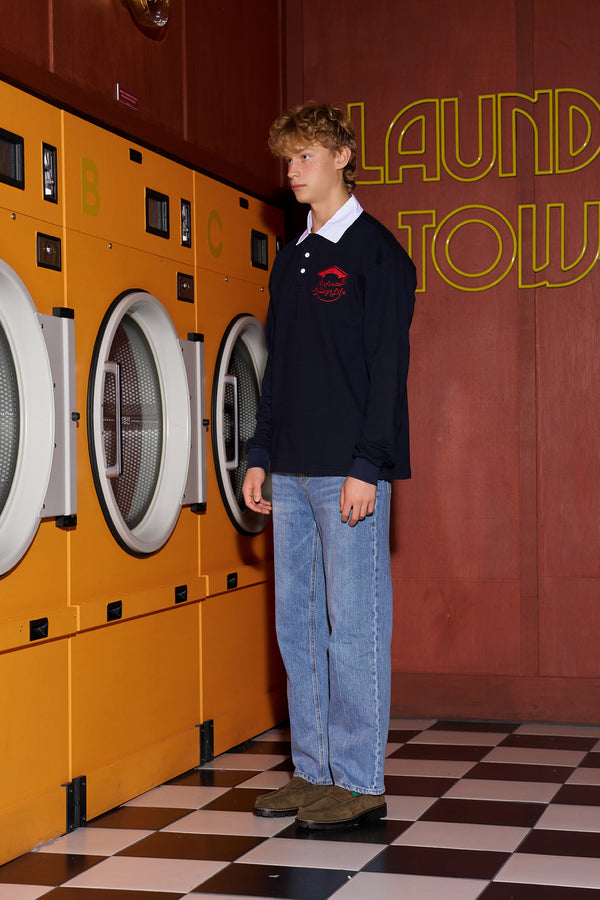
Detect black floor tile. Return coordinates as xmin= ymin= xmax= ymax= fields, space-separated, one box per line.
xmin=428 ymin=721 xmax=519 ymax=733
xmin=88 ymin=806 xmax=191 ymax=830
xmin=276 ymin=817 xmax=412 ymax=843
xmin=387 ymin=729 xmax=422 ymax=743
xmin=0 ymin=852 xmax=103 ymax=885
xmin=363 ymin=844 xmax=510 ymax=879
xmin=384 ymin=775 xmax=457 ymax=796
xmin=553 ymin=784 xmax=600 ymax=805
xmin=42 ymin=890 xmax=186 ymax=900
xmin=519 ymin=828 xmax=600 ymax=857
xmin=579 ymin=751 xmax=600 ymax=768
xmin=269 ymin=758 xmax=296 ymax=772
xmin=167 ymin=768 xmax=258 ymax=787
xmin=116 ymin=831 xmax=265 ymax=861
xmin=192 ymin=862 xmax=352 ymax=899
xmin=231 ymin=740 xmax=292 ymax=755
xmin=200 ymin=786 xmax=273 ymax=812
xmin=421 ymin=798 xmax=547 ymax=827
xmin=499 ymin=734 xmax=597 ymax=751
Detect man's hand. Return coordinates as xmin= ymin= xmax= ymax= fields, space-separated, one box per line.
xmin=242 ymin=467 xmax=272 ymax=515
xmin=340 ymin=476 xmax=377 ymax=526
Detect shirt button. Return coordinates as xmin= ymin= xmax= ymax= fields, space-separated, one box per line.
xmin=305 ymin=251 xmax=310 ymax=258
xmin=300 ymin=267 xmax=306 ymax=274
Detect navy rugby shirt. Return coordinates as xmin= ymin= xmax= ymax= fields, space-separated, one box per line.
xmin=247 ymin=195 xmax=416 ymax=485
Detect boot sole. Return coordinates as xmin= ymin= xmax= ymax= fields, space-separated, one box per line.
xmin=295 ymin=802 xmax=387 ymax=830
xmin=253 ymin=806 xmax=299 ymax=818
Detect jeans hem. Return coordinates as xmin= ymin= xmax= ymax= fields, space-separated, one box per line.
xmin=295 ymin=771 xmax=333 ymax=787
xmin=336 ymin=780 xmax=385 ymax=796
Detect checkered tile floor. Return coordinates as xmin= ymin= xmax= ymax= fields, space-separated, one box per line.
xmin=4 ymin=719 xmax=600 ymax=899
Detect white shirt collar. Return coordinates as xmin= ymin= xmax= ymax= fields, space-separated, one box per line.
xmin=297 ymin=194 xmax=363 ymax=245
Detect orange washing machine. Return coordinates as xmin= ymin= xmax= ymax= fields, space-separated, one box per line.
xmin=193 ymin=172 xmax=286 ymax=756
xmin=61 ymin=112 xmax=207 ymax=820
xmin=0 ymin=81 xmax=78 ymax=863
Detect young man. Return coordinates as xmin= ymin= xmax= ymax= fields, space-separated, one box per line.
xmin=242 ymin=103 xmax=416 ymax=829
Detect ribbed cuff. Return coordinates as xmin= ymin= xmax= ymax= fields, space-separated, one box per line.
xmin=347 ymin=457 xmax=381 ymax=485
xmin=247 ymin=447 xmax=270 ymax=473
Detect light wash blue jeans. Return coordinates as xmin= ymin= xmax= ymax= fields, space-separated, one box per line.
xmin=271 ymin=474 xmax=392 ymax=795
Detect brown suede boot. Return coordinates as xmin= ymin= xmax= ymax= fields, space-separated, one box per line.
xmin=253 ymin=776 xmax=331 ymax=817
xmin=295 ymin=785 xmax=387 ymax=829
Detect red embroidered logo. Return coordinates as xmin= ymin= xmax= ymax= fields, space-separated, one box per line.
xmin=313 ymin=265 xmax=348 ymax=303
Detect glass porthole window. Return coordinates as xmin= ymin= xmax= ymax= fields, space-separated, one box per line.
xmin=212 ymin=314 xmax=269 ymax=535
xmin=88 ymin=290 xmax=191 ymax=556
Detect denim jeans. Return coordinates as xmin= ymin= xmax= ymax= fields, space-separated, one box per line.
xmin=271 ymin=474 xmax=392 ymax=795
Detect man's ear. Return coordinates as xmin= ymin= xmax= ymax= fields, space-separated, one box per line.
xmin=335 ymin=145 xmax=352 ymax=169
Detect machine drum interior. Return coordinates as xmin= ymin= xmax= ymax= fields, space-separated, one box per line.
xmin=103 ymin=314 xmax=163 ymax=529
xmin=225 ymin=336 xmax=260 ymax=509
xmin=0 ymin=322 xmax=19 ymax=515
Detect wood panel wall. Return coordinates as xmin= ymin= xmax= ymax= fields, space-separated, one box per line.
xmin=0 ymin=0 xmax=284 ymax=200
xmin=296 ymin=0 xmax=600 ymax=723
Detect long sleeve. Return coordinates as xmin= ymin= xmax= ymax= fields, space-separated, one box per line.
xmin=348 ymin=245 xmax=416 ymax=484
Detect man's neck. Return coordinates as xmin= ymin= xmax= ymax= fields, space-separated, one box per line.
xmin=310 ymin=189 xmax=350 ymax=233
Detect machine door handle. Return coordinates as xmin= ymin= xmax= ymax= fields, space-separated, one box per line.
xmin=104 ymin=360 xmax=122 ymax=478
xmin=223 ymin=373 xmax=238 ymax=471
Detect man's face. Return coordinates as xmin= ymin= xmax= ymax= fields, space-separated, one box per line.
xmin=283 ymin=143 xmax=348 ymax=207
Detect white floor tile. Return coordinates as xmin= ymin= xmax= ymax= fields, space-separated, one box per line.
xmin=516 ymin=723 xmax=600 ymax=738
xmin=409 ymin=730 xmax=507 ymax=746
xmin=384 ymin=758 xmax=475 ymax=778
xmin=180 ymin=895 xmax=275 ymax=900
xmin=393 ymin=820 xmax=530 ymax=852
xmin=389 ymin=718 xmax=437 ymax=730
xmin=496 ymin=852 xmax=600 ymax=888
xmin=124 ymin=784 xmax=229 ymax=808
xmin=162 ymin=808 xmax=290 ymax=836
xmin=35 ymin=826 xmax=150 ymax=855
xmin=237 ymin=836 xmax=385 ymax=871
xmin=536 ymin=803 xmax=600 ymax=832
xmin=237 ymin=770 xmax=292 ymax=789
xmin=567 ymin=767 xmax=600 ymax=785
xmin=444 ymin=778 xmax=560 ymax=803
xmin=202 ymin=753 xmax=288 ymax=770
xmin=63 ymin=855 xmax=228 ymax=893
xmin=385 ymin=795 xmax=437 ymax=820
xmin=332 ymin=872 xmax=488 ymax=899
xmin=254 ymin=727 xmax=291 ymax=741
xmin=483 ymin=747 xmax=587 ymax=767
xmin=0 ymin=888 xmax=53 ymax=900
xmin=385 ymin=742 xmax=403 ymax=756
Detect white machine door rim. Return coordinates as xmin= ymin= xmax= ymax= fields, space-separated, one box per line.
xmin=212 ymin=313 xmax=270 ymax=536
xmin=0 ymin=258 xmax=54 ymax=576
xmin=88 ymin=289 xmax=191 ymax=556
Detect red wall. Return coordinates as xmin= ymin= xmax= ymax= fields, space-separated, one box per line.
xmin=295 ymin=0 xmax=600 ymax=722
xmin=0 ymin=0 xmax=283 ymax=200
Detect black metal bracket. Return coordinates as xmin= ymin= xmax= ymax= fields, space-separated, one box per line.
xmin=199 ymin=720 xmax=214 ymax=766
xmin=65 ymin=776 xmax=87 ymax=832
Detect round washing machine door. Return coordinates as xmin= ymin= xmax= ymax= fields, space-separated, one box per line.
xmin=212 ymin=313 xmax=270 ymax=535
xmin=88 ymin=290 xmax=191 ymax=556
xmin=0 ymin=259 xmax=55 ymax=575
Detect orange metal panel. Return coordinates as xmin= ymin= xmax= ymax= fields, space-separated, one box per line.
xmin=200 ymin=582 xmax=286 ymax=756
xmin=195 ymin=266 xmax=273 ymax=593
xmin=65 ymin=229 xmax=202 ymax=616
xmin=0 ymin=640 xmax=69 ymax=865
xmin=0 ymin=80 xmax=64 ymax=229
xmin=63 ymin=112 xmax=195 ymax=264
xmin=71 ymin=605 xmax=200 ymax=817
xmin=194 ymin=171 xmax=283 ymax=284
